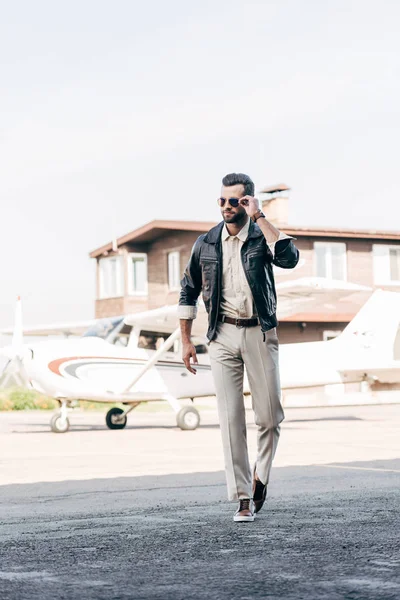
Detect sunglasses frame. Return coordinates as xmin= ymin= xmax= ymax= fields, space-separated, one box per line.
xmin=217 ymin=197 xmax=240 ymax=208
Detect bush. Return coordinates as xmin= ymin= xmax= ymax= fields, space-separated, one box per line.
xmin=0 ymin=388 xmax=118 ymax=411
xmin=0 ymin=388 xmax=58 ymax=411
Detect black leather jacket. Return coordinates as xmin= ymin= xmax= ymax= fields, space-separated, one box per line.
xmin=179 ymin=220 xmax=300 ymax=341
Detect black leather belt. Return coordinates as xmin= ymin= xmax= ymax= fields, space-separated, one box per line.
xmin=218 ymin=315 xmax=259 ymax=328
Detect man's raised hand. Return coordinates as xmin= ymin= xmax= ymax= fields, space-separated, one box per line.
xmin=239 ymin=195 xmax=260 ymax=218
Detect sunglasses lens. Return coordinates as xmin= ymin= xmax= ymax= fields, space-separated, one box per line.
xmin=218 ymin=198 xmax=240 ymax=207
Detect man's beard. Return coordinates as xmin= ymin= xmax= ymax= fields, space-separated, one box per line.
xmin=223 ymin=211 xmax=246 ymax=223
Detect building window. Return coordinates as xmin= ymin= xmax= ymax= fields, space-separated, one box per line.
xmin=314 ymin=242 xmax=347 ymax=280
xmin=98 ymin=255 xmax=124 ymax=299
xmin=128 ymin=253 xmax=148 ymax=295
xmin=373 ymin=244 xmax=400 ymax=285
xmin=323 ymin=329 xmax=342 ymax=341
xmin=168 ymin=251 xmax=180 ymax=290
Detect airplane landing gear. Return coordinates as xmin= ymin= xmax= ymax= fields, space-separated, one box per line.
xmin=165 ymin=395 xmax=201 ymax=431
xmin=176 ymin=406 xmax=200 ymax=430
xmin=50 ymin=401 xmax=70 ymax=433
xmin=106 ymin=407 xmax=127 ymax=430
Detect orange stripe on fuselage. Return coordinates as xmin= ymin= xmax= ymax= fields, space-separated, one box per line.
xmin=47 ymin=356 xmax=144 ymax=376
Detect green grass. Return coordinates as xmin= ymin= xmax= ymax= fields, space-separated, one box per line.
xmin=0 ymin=387 xmax=215 ymax=412
xmin=0 ymin=388 xmax=58 ymax=411
xmin=0 ymin=388 xmax=118 ymax=411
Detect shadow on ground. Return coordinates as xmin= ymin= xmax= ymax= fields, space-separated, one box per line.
xmin=1 ymin=459 xmax=399 ymax=599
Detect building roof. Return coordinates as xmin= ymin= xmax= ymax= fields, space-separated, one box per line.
xmin=90 ymin=219 xmax=400 ymax=258
xmin=283 ymin=225 xmax=400 ymax=241
xmin=89 ymin=220 xmax=216 ymax=258
xmin=282 ymin=311 xmax=357 ymax=323
xmin=260 ymin=183 xmax=291 ymax=194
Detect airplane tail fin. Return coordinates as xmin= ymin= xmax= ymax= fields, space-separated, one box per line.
xmin=335 ymin=289 xmax=400 ymax=359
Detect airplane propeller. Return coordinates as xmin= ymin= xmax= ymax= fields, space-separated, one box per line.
xmin=12 ymin=296 xmax=24 ymax=358
xmin=0 ymin=296 xmax=30 ymax=388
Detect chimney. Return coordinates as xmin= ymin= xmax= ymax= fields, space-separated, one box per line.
xmin=259 ymin=183 xmax=291 ymax=226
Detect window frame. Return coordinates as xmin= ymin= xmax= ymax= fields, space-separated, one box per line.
xmin=128 ymin=252 xmax=148 ymax=296
xmin=313 ymin=241 xmax=347 ymax=281
xmin=323 ymin=329 xmax=342 ymax=341
xmin=98 ymin=255 xmax=124 ymax=299
xmin=373 ymin=244 xmax=400 ymax=286
xmin=168 ymin=250 xmax=181 ymax=291
xmin=137 ymin=330 xmax=175 ymax=351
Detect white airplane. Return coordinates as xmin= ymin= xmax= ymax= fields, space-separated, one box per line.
xmin=1 ymin=278 xmax=398 ymax=433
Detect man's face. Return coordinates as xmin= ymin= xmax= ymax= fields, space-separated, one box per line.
xmin=219 ymin=184 xmax=247 ymax=223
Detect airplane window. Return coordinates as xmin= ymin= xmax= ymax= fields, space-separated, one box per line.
xmin=82 ymin=317 xmax=124 ymax=340
xmin=111 ymin=323 xmax=132 ymax=347
xmin=191 ymin=336 xmax=208 ymax=354
xmin=194 ymin=343 xmax=208 ymax=354
xmin=138 ymin=331 xmax=173 ymax=351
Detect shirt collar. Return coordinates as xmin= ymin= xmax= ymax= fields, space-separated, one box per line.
xmin=222 ymin=218 xmax=250 ymax=242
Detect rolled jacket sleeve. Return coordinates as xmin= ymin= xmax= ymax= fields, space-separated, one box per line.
xmin=271 ymin=232 xmax=300 ymax=269
xmin=178 ymin=236 xmax=203 ymax=319
xmin=267 ymin=232 xmax=293 ymax=257
xmin=177 ymin=304 xmax=198 ymax=320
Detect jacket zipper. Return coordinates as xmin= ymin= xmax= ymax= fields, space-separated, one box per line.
xmin=240 ymin=243 xmax=272 ymax=334
xmin=240 ymin=241 xmax=260 ymax=323
xmin=210 ymin=240 xmax=223 ymax=341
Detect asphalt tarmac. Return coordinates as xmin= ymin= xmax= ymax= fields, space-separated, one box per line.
xmin=1 ymin=404 xmax=399 ymax=600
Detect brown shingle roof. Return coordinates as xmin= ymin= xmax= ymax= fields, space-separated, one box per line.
xmin=282 ymin=225 xmax=400 ymax=240
xmin=89 ymin=219 xmax=400 ymax=258
xmin=89 ymin=220 xmax=216 ymax=258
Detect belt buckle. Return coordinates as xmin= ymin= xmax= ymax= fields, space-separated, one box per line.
xmin=235 ymin=318 xmax=244 ymax=328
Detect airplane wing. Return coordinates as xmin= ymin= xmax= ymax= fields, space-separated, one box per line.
xmin=0 ymin=318 xmax=103 ymax=337
xmin=124 ymin=303 xmax=208 ymax=336
xmin=339 ymin=366 xmax=400 ymax=384
xmin=125 ymin=278 xmax=372 ymax=331
xmin=1 ymin=278 xmax=371 ymax=338
xmin=276 ymin=277 xmax=372 ymax=320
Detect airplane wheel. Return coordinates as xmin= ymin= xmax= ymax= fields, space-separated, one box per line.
xmin=106 ymin=407 xmax=127 ymax=430
xmin=50 ymin=412 xmax=70 ymax=433
xmin=176 ymin=406 xmax=200 ymax=430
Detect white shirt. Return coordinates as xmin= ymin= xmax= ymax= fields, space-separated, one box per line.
xmin=178 ymin=219 xmax=290 ymax=320
xmin=220 ymin=218 xmax=254 ymax=318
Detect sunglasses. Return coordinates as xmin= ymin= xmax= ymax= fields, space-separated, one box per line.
xmin=217 ymin=197 xmax=247 ymax=208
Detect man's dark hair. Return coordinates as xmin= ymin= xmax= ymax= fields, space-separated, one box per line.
xmin=222 ymin=172 xmax=255 ymax=196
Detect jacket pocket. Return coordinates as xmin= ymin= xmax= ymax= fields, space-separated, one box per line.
xmin=200 ymin=258 xmax=218 ymax=292
xmin=247 ymin=251 xmax=266 ymax=272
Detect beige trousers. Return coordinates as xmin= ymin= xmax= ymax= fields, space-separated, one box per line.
xmin=209 ymin=322 xmax=284 ymax=501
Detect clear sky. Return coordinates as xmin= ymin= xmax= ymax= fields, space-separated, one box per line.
xmin=1 ymin=0 xmax=399 ymax=327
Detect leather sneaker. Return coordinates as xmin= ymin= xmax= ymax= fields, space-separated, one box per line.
xmin=233 ymin=498 xmax=255 ymax=522
xmin=253 ymin=466 xmax=267 ymax=514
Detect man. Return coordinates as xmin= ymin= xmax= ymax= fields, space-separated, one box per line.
xmin=178 ymin=173 xmax=299 ymax=522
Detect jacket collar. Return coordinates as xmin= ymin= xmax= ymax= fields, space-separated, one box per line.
xmin=204 ymin=219 xmax=263 ymax=244
xmin=222 ymin=218 xmax=250 ymax=242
